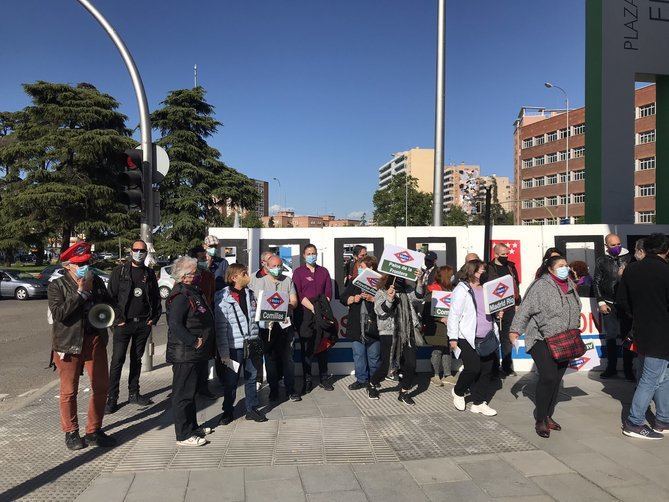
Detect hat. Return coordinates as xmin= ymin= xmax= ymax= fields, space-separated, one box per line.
xmin=425 ymin=251 xmax=438 ymax=262
xmin=204 ymin=235 xmax=219 ymax=247
xmin=60 ymin=241 xmax=92 ymax=264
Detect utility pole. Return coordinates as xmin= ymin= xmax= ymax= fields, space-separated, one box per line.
xmin=77 ymin=0 xmax=155 ymax=371
xmin=194 ymin=64 xmax=198 ymax=87
xmin=432 ymin=0 xmax=446 ymax=226
xmin=483 ymin=185 xmax=492 ymax=263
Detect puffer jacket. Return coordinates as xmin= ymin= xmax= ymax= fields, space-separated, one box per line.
xmin=593 ymin=248 xmax=631 ymax=304
xmin=510 ymin=274 xmax=582 ymax=353
xmin=166 ymin=283 xmax=214 ymax=364
xmin=48 ymin=272 xmax=112 ymax=355
xmin=215 ymin=286 xmax=259 ymax=357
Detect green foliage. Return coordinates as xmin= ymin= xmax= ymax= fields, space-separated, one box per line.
xmin=372 ymin=173 xmax=432 ymax=226
xmin=443 ymin=205 xmax=470 ymax=226
xmin=0 ymin=82 xmax=134 ymax=261
xmin=151 ymin=87 xmax=260 ymax=256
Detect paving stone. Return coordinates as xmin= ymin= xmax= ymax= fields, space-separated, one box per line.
xmin=458 ymin=458 xmax=545 ymax=498
xmin=609 ymin=482 xmax=669 ymax=502
xmin=185 ymin=467 xmax=244 ymax=501
xmin=245 ymin=465 xmax=300 ymax=481
xmin=318 ymin=404 xmax=361 ymax=418
xmin=352 ymin=462 xmax=429 ymax=501
xmin=402 ymin=458 xmax=470 ymax=484
xmin=532 ymin=473 xmax=616 ymax=501
xmin=421 ymin=480 xmax=493 ymax=502
xmin=124 ymin=470 xmax=189 ymax=502
xmin=499 ymin=450 xmax=573 ymax=477
xmin=579 ymin=434 xmax=667 ymax=470
xmin=633 ymin=464 xmax=669 ymax=491
xmin=298 ymin=464 xmax=360 ymax=494
xmin=307 ymin=489 xmax=368 ymax=502
xmin=245 ymin=478 xmax=306 ymax=502
xmin=75 ymin=473 xmax=134 ymax=502
xmin=495 ymin=496 xmax=556 ymax=502
xmin=556 ymin=452 xmax=644 ymax=488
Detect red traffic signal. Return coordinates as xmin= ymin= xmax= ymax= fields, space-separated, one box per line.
xmin=118 ymin=149 xmax=144 ymax=209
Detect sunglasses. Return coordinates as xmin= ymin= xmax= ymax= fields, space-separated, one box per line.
xmin=132 ymin=248 xmax=147 ymax=252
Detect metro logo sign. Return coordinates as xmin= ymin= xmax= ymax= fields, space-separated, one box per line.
xmin=255 ymin=290 xmax=289 ymax=322
xmin=492 ymin=282 xmax=509 ymax=299
xmin=431 ymin=291 xmax=452 ymax=317
xmin=366 ymin=277 xmax=379 ymax=289
xmin=267 ymin=292 xmax=285 ymax=310
xmin=379 ymin=244 xmax=424 ymax=281
xmin=482 ymin=274 xmax=515 ymax=314
xmin=353 ymin=268 xmax=383 ymax=296
xmin=393 ymin=251 xmax=412 ymax=264
xmin=438 ymin=295 xmax=452 ymax=308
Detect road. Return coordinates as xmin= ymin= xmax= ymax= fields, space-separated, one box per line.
xmin=0 ymin=298 xmax=167 ymax=412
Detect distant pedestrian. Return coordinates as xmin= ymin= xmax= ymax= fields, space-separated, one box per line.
xmin=166 ymin=257 xmax=215 ymax=447
xmin=448 ymin=259 xmax=499 ymax=417
xmin=47 ymin=242 xmax=117 ymax=450
xmin=423 ymin=251 xmax=439 ymax=286
xmin=422 ymin=266 xmax=456 ymax=386
xmin=203 ymin=235 xmax=229 ymax=292
xmin=569 ymin=260 xmax=593 ymax=297
xmin=617 ymin=233 xmax=669 ymax=440
xmin=344 ymin=245 xmax=368 ymax=287
xmin=510 ymin=255 xmax=581 ymax=438
xmin=454 ymin=252 xmax=481 ymax=286
xmin=633 ymin=238 xmax=646 ymax=262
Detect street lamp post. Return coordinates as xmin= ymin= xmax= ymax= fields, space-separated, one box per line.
xmin=432 ymin=0 xmax=446 ymax=226
xmin=545 ymin=82 xmax=570 ymax=223
xmin=405 ymin=173 xmax=409 ymax=226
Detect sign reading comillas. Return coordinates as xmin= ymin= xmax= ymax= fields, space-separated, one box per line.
xmin=254 ymin=290 xmax=289 ymax=322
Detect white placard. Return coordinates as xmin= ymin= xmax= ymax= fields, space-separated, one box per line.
xmin=352 ymin=268 xmax=383 ymax=295
xmin=482 ymin=274 xmax=516 ymax=314
xmin=430 ymin=290 xmax=452 ymax=317
xmin=254 ymin=289 xmax=289 ymax=322
xmin=378 ymin=244 xmax=425 ymax=281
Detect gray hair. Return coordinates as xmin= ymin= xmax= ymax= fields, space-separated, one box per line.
xmin=260 ymin=251 xmax=273 ymax=264
xmin=171 ymin=256 xmax=197 ymax=282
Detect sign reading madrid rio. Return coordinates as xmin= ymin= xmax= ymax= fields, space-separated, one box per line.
xmin=378 ymin=244 xmax=425 ymax=281
xmin=482 ymin=274 xmax=516 ymax=314
xmin=255 ymin=290 xmax=289 ymax=322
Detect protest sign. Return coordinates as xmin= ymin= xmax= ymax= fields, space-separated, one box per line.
xmin=254 ymin=290 xmax=289 ymax=322
xmin=482 ymin=274 xmax=516 ymax=314
xmin=430 ymin=290 xmax=452 ymax=317
xmin=352 ymin=268 xmax=383 ymax=296
xmin=378 ymin=244 xmax=425 ymax=281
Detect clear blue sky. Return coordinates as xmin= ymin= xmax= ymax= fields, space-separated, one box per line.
xmin=1 ymin=0 xmax=585 ymax=219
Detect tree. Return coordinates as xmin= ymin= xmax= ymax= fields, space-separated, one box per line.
xmin=443 ymin=205 xmax=470 ymax=226
xmin=0 ymin=82 xmax=134 ymax=262
xmin=151 ymin=87 xmax=260 ymax=256
xmin=372 ymin=173 xmax=432 ymax=226
xmin=268 ymin=216 xmax=275 ymax=228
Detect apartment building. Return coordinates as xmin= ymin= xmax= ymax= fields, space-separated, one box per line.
xmin=443 ymin=164 xmax=481 ymax=213
xmin=378 ymin=148 xmax=435 ymax=193
xmin=253 ymin=179 xmax=270 ymax=218
xmin=261 ymin=211 xmax=361 ymax=228
xmin=514 ymin=84 xmax=657 ymax=225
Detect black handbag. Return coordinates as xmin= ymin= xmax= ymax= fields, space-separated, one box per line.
xmin=475 ymin=330 xmax=499 ymax=357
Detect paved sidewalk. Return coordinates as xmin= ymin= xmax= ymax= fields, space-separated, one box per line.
xmin=2 ymin=355 xmax=669 ymax=501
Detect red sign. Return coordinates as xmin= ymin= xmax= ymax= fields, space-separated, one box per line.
xmin=439 ymin=295 xmax=452 ymax=308
xmin=267 ymin=292 xmax=285 ymax=310
xmin=492 ymin=282 xmax=509 ymax=298
xmin=394 ymin=251 xmax=412 ymax=264
xmin=490 ymin=240 xmax=522 ymax=283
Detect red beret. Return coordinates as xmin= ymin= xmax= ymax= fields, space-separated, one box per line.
xmin=60 ymin=242 xmax=92 ymax=264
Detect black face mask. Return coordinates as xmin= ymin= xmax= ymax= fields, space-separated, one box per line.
xmin=498 ymin=256 xmax=509 ymax=266
xmin=424 ymin=260 xmax=435 ymax=269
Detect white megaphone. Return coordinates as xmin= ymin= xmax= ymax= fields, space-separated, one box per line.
xmin=88 ymin=304 xmax=116 ymax=329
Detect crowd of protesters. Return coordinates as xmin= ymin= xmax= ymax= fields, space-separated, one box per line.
xmin=46 ymin=231 xmax=669 ymax=449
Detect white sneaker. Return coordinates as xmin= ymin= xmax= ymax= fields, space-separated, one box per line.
xmin=470 ymin=402 xmax=497 ymax=416
xmin=176 ymin=435 xmax=207 ymax=447
xmin=452 ymin=388 xmax=466 ymax=411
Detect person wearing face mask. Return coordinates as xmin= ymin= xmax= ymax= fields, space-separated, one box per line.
xmin=344 ymin=245 xmax=368 ymax=287
xmin=203 ymin=235 xmax=229 ymax=292
xmin=105 ymin=240 xmax=162 ymax=414
xmin=509 ymin=255 xmax=582 ymax=438
xmin=47 ymin=241 xmax=117 ymax=450
xmin=484 ymin=243 xmax=521 ymax=377
xmin=250 ymin=254 xmax=301 ymax=402
xmin=593 ymin=233 xmax=634 ymax=380
xmin=215 ymin=264 xmax=267 ymax=424
xmin=422 ymin=251 xmax=439 ymax=286
xmin=292 ymin=244 xmax=334 ymax=393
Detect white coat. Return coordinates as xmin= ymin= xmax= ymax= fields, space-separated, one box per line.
xmin=447 ymin=281 xmax=499 ymax=351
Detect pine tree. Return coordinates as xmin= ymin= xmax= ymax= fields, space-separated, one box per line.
xmin=0 ymin=82 xmax=134 ymax=261
xmin=151 ymin=87 xmax=260 ymax=256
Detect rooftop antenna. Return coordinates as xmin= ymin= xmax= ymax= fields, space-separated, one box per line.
xmin=194 ymin=64 xmax=198 ymax=87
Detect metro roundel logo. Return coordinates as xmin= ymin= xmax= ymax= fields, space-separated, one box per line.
xmin=492 ymin=282 xmax=509 ymax=298
xmin=439 ymin=295 xmax=452 ymax=307
xmin=367 ymin=277 xmax=379 ymax=288
xmin=394 ymin=251 xmax=412 ymax=264
xmin=267 ymin=292 xmax=285 ymax=310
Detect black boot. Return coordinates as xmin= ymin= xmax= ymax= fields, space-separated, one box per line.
xmin=65 ymin=431 xmax=86 ymax=450
xmin=104 ymin=398 xmax=118 ymax=414
xmin=84 ymin=429 xmax=117 ymax=447
xmin=128 ymin=393 xmax=153 ymax=406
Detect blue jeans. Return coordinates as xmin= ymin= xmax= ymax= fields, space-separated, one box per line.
xmin=628 ymin=355 xmax=669 ymax=426
xmin=351 ymin=339 xmax=381 ymax=384
xmin=222 ymin=348 xmax=259 ymax=414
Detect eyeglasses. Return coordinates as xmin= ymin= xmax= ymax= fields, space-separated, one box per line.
xmin=132 ymin=248 xmax=146 ymax=252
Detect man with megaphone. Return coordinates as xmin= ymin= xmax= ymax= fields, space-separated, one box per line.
xmin=47 ymin=241 xmax=117 ymax=451
xmin=105 ymin=240 xmax=162 ymax=414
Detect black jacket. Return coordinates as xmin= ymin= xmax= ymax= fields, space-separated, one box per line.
xmin=340 ymin=283 xmax=379 ymax=342
xmin=108 ymin=262 xmax=161 ymax=325
xmin=616 ymin=255 xmax=669 ymax=359
xmin=166 ymin=283 xmax=215 ymax=364
xmin=48 ymin=273 xmax=112 ymax=355
xmin=593 ymin=250 xmax=631 ymax=304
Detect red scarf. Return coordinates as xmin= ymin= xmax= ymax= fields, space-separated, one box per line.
xmin=549 ymin=273 xmax=569 ymax=294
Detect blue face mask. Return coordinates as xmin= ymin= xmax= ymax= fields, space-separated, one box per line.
xmin=305 ymin=255 xmax=317 ymax=265
xmin=357 ymin=267 xmax=364 ymax=276
xmin=555 ymin=266 xmax=570 ymax=280
xmin=75 ymin=265 xmax=89 ymax=278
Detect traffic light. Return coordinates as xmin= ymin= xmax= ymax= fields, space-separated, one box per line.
xmin=118 ymin=148 xmax=144 ymax=209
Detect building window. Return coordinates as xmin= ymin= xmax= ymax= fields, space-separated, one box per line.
xmin=522 ymin=179 xmax=534 ymax=189
xmin=546 ymin=174 xmax=558 ymax=185
xmin=637 ymin=184 xmax=656 ymax=197
xmin=547 ymin=131 xmax=558 ymax=142
xmin=638 ymin=103 xmax=656 ymax=118
xmin=573 ymin=193 xmax=585 ymax=203
xmin=558 ymin=150 xmax=568 ymax=161
xmin=522 ymin=159 xmax=533 ymax=169
xmin=546 ymin=196 xmax=558 ymax=206
xmin=547 ymin=152 xmax=558 ymax=164
xmin=522 ymin=138 xmax=534 ymax=149
xmin=571 ymin=146 xmax=585 ymax=158
xmin=637 ymin=157 xmax=656 ymax=171
xmin=558 ymin=128 xmax=569 ymax=139
xmin=572 ymin=123 xmax=585 ymax=135
xmin=636 ymin=211 xmax=656 ymax=224
xmin=637 ymin=130 xmax=656 ymax=145
xmin=534 ymin=156 xmax=545 ymax=166
xmin=571 ymin=170 xmax=585 ymax=181
xmin=535 ymin=198 xmax=545 ymax=207
xmin=535 ymin=177 xmax=545 ymax=187
xmin=559 ymin=195 xmax=568 ymax=205
xmin=521 ymin=200 xmax=533 ymax=209
xmin=545 ymin=217 xmax=558 ymax=225
xmin=535 ymin=135 xmax=545 ymax=145
xmin=521 ymin=219 xmax=532 ymax=226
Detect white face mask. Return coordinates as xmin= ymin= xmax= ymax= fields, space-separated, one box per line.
xmin=132 ymin=250 xmax=147 ymax=263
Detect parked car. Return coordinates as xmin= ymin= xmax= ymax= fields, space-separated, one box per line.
xmin=0 ymin=270 xmax=48 ymax=300
xmin=36 ymin=264 xmax=60 ymax=281
xmin=48 ymin=267 xmax=111 ymax=287
xmin=158 ymin=266 xmax=175 ymax=299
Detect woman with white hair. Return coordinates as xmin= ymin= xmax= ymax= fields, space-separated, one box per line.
xmin=166 ymin=256 xmax=215 ymax=446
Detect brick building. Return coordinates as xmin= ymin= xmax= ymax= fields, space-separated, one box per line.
xmin=261 ymin=211 xmax=361 ymax=228
xmin=514 ymin=84 xmax=657 ymax=225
